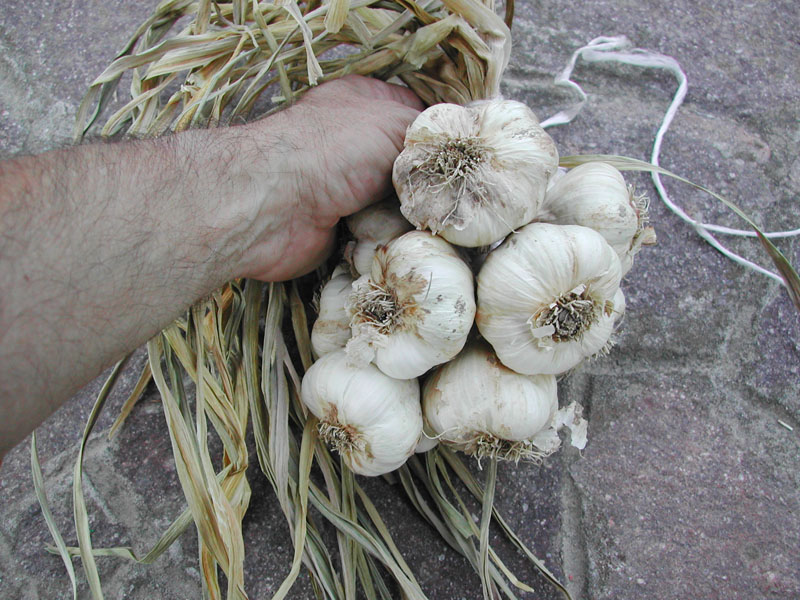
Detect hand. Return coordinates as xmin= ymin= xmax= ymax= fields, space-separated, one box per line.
xmin=234 ymin=75 xmax=424 ymax=281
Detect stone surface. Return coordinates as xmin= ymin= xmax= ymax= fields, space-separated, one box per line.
xmin=1 ymin=1 xmax=798 ymax=599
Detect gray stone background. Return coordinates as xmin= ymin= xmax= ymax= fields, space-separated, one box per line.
xmin=1 ymin=1 xmax=798 ymax=598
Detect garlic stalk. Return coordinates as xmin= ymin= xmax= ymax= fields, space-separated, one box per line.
xmin=422 ymin=340 xmax=560 ymax=462
xmin=311 ymin=265 xmax=354 ymax=359
xmin=300 ymin=350 xmax=422 ymax=476
xmin=393 ymin=98 xmax=559 ymax=247
xmin=345 ymin=199 xmax=413 ymax=276
xmin=345 ymin=231 xmax=475 ymax=379
xmin=538 ymin=161 xmax=656 ymax=275
xmin=476 ymin=223 xmax=623 ymax=375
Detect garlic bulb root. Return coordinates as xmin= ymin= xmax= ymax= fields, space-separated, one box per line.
xmin=318 ymin=413 xmax=366 ymax=457
xmin=415 ymin=137 xmax=487 ymax=195
xmin=349 ymin=274 xmax=422 ymax=336
xmin=464 ymin=433 xmax=555 ymax=465
xmin=527 ymin=282 xmax=609 ymax=343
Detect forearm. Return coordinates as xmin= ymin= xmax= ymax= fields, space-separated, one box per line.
xmin=0 ymin=127 xmax=270 ymax=455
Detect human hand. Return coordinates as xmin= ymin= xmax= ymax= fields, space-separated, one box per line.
xmin=234 ymin=75 xmax=424 ymax=281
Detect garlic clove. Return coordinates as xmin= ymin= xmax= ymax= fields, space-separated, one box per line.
xmin=393 ymin=99 xmax=559 ymax=248
xmin=311 ymin=266 xmax=355 ymax=359
xmin=301 ymin=350 xmax=422 ymax=476
xmin=345 ymin=231 xmax=476 ymax=379
xmin=538 ymin=162 xmax=655 ymax=276
xmin=422 ymin=339 xmax=559 ymax=462
xmin=476 ymin=223 xmax=622 ymax=375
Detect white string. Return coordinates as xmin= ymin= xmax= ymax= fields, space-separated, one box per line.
xmin=541 ymin=35 xmax=798 ymax=286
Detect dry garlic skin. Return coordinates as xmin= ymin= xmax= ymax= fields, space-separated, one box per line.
xmin=301 ymin=350 xmax=422 ymax=476
xmin=477 ymin=223 xmax=623 ymax=375
xmin=423 ymin=341 xmax=559 ymax=459
xmin=538 ymin=162 xmax=654 ymax=275
xmin=311 ymin=266 xmax=354 ymax=358
xmin=393 ymin=99 xmax=559 ymax=247
xmin=346 ymin=231 xmax=476 ymax=380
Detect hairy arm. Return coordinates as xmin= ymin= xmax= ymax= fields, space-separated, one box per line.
xmin=0 ymin=76 xmax=422 ymax=457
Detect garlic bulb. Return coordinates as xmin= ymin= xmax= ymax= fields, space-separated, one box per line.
xmin=546 ymin=166 xmax=568 ymax=190
xmin=300 ymin=350 xmax=422 ymax=476
xmin=414 ymin=430 xmax=439 ymax=454
xmin=538 ymin=162 xmax=656 ymax=275
xmin=393 ymin=99 xmax=559 ymax=247
xmin=345 ymin=231 xmax=475 ymax=380
xmin=476 ymin=223 xmax=623 ymax=375
xmin=311 ymin=265 xmax=354 ymax=359
xmin=346 ymin=199 xmax=413 ymax=275
xmin=422 ymin=340 xmax=561 ymax=462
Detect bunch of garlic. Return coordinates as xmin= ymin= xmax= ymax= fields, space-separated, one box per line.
xmin=302 ymin=100 xmax=654 ymax=474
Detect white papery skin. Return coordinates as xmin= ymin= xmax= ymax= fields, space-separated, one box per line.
xmin=393 ymin=99 xmax=559 ymax=247
xmin=346 ymin=199 xmax=413 ymax=275
xmin=537 ymin=162 xmax=653 ymax=276
xmin=423 ymin=340 xmax=559 ymax=454
xmin=611 ymin=287 xmax=626 ymax=323
xmin=477 ymin=223 xmax=623 ymax=375
xmin=301 ymin=350 xmax=422 ymax=476
xmin=414 ymin=432 xmax=439 ymax=453
xmin=311 ymin=266 xmax=354 ymax=359
xmin=346 ymin=231 xmax=475 ymax=380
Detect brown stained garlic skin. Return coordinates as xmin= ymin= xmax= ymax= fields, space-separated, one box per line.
xmin=393 ymin=99 xmax=559 ymax=248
